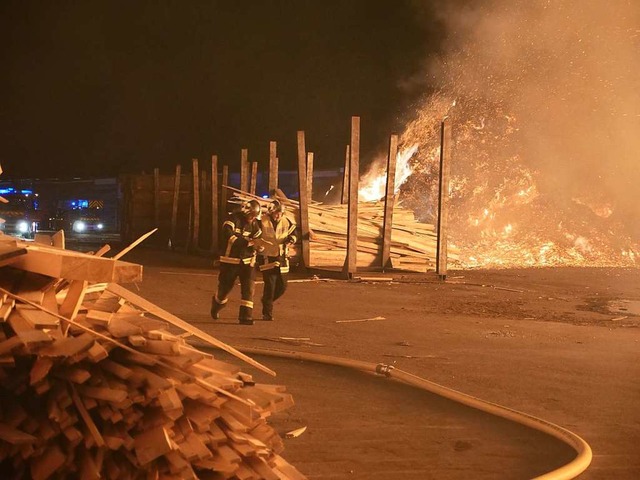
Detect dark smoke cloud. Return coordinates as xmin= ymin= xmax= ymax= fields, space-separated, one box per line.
xmin=414 ymin=0 xmax=640 ymax=236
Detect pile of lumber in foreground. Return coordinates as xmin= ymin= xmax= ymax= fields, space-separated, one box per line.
xmin=227 ymin=188 xmax=459 ymax=272
xmin=0 ymin=233 xmax=305 ymax=480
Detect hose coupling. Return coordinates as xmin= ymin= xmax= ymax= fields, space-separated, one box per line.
xmin=376 ymin=363 xmax=395 ymax=377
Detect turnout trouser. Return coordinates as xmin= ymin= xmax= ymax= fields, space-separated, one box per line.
xmin=261 ymin=267 xmax=288 ymax=319
xmin=212 ymin=262 xmax=256 ymax=321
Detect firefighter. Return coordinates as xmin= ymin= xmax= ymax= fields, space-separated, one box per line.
xmin=257 ymin=199 xmax=297 ymax=321
xmin=211 ymin=199 xmax=263 ymax=325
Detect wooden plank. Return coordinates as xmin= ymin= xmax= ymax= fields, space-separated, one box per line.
xmin=341 ymin=144 xmax=350 ymax=204
xmin=211 ymin=155 xmax=219 ymax=254
xmin=76 ymin=385 xmax=128 ymax=403
xmin=16 ymin=304 xmax=59 ymax=328
xmin=133 ymin=426 xmax=173 ymax=465
xmin=345 ymin=116 xmax=360 ymax=276
xmin=306 ymin=152 xmax=314 ymax=201
xmin=240 ymin=148 xmax=249 ymax=192
xmin=192 ymin=158 xmax=200 ymax=249
xmin=30 ymin=445 xmax=65 ymax=480
xmin=249 ymin=161 xmax=257 ymax=195
xmin=382 ymin=134 xmax=399 ymax=270
xmin=0 ymin=423 xmax=37 ymax=444
xmin=296 ymin=131 xmax=310 ymax=269
xmin=59 ymin=280 xmax=88 ymax=321
xmin=51 ymin=229 xmax=65 ymax=249
xmin=34 ymin=233 xmax=52 ymax=246
xmin=0 ymin=239 xmax=27 ymax=267
xmin=153 ymin=167 xmax=160 ymax=228
xmin=268 ymin=141 xmax=278 ymax=193
xmin=12 ymin=246 xmax=142 ymax=283
xmin=113 ymin=228 xmax=158 ymax=261
xmin=7 ymin=311 xmax=52 ymax=346
xmin=221 ymin=165 xmax=229 ymax=227
xmin=436 ymin=117 xmax=452 ymax=278
xmin=106 ymin=283 xmax=276 ymax=377
xmin=170 ymin=164 xmax=181 ymax=247
xmin=70 ymin=384 xmax=105 ymax=448
xmin=38 ymin=332 xmax=94 ymax=358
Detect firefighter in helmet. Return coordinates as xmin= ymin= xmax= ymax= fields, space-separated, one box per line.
xmin=211 ymin=199 xmax=263 ymax=325
xmin=257 ymin=199 xmax=297 ymax=321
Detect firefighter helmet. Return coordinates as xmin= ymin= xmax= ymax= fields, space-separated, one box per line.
xmin=267 ymin=200 xmax=286 ymax=215
xmin=241 ymin=200 xmax=261 ymax=218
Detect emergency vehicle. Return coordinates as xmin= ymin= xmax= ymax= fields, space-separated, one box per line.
xmin=48 ymin=199 xmax=107 ymax=233
xmin=0 ymin=187 xmax=42 ymax=238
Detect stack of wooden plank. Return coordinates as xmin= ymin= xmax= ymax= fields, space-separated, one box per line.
xmin=0 ymin=233 xmax=305 ymax=480
xmin=305 ymin=201 xmax=459 ymax=272
xmin=226 ymin=188 xmax=459 ymax=272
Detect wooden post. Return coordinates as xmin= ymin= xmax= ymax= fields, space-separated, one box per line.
xmin=341 ymin=145 xmax=350 ymax=204
xmin=344 ymin=117 xmax=360 ymax=277
xmin=306 ymin=152 xmax=314 ymax=202
xmin=297 ymin=131 xmax=310 ymax=269
xmin=153 ymin=167 xmax=160 ymax=229
xmin=211 ymin=155 xmax=219 ymax=254
xmin=220 ymin=165 xmax=229 ymax=223
xmin=240 ymin=149 xmax=249 ymax=192
xmin=382 ymin=134 xmax=398 ymax=271
xmin=191 ymin=159 xmax=200 ymax=250
xmin=250 ymin=161 xmax=258 ymax=195
xmin=269 ymin=141 xmax=278 ymax=193
xmin=170 ymin=164 xmax=181 ymax=249
xmin=436 ymin=117 xmax=452 ymax=279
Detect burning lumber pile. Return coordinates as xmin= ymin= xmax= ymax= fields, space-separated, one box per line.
xmin=0 ymin=234 xmax=305 ymax=480
xmin=227 ymin=187 xmax=459 ymax=272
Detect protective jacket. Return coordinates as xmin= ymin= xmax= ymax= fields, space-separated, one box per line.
xmin=258 ymin=215 xmax=297 ymax=273
xmin=220 ymin=211 xmax=262 ymax=266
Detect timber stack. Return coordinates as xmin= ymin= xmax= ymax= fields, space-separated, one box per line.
xmin=227 ymin=188 xmax=459 ymax=272
xmin=0 ymin=233 xmax=305 ymax=480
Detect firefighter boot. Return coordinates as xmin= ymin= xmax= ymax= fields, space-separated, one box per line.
xmin=238 ymin=302 xmax=254 ymax=325
xmin=262 ymin=306 xmax=274 ymax=321
xmin=210 ymin=296 xmax=227 ymax=320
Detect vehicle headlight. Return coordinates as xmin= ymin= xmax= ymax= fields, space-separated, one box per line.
xmin=97 ymin=223 xmax=104 ymax=230
xmin=17 ymin=220 xmax=29 ymax=233
xmin=73 ymin=221 xmax=86 ymax=232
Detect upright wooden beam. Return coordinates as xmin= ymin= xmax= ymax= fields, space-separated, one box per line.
xmin=240 ymin=149 xmax=249 ymax=192
xmin=436 ymin=117 xmax=452 ymax=279
xmin=191 ymin=158 xmax=200 ymax=250
xmin=268 ymin=141 xmax=278 ymax=194
xmin=220 ymin=165 xmax=229 ymax=223
xmin=341 ymin=145 xmax=350 ymax=204
xmin=382 ymin=134 xmax=399 ymax=271
xmin=306 ymin=152 xmax=314 ymax=202
xmin=296 ymin=131 xmax=310 ymax=269
xmin=249 ymin=161 xmax=258 ymax=195
xmin=344 ymin=117 xmax=360 ymax=277
xmin=170 ymin=164 xmax=181 ymax=249
xmin=211 ymin=155 xmax=219 ymax=254
xmin=153 ymin=167 xmax=160 ymax=228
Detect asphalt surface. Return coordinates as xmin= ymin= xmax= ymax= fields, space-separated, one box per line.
xmin=115 ymin=246 xmax=640 ymax=479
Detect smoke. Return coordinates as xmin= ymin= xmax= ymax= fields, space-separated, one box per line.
xmin=393 ymin=0 xmax=640 ymax=266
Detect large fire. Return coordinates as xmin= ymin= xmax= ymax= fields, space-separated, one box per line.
xmin=358 ymin=93 xmax=639 ymax=268
xmin=357 ymin=0 xmax=639 ymax=269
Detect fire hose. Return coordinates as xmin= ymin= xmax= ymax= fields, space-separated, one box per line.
xmin=203 ymin=344 xmax=592 ymax=480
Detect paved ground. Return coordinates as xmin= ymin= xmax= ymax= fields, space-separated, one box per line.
xmin=121 ymin=247 xmax=640 ymax=479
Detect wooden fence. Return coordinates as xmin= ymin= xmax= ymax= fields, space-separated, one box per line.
xmin=120 ymin=116 xmax=453 ymax=277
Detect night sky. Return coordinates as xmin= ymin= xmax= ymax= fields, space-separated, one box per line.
xmin=0 ymin=1 xmax=442 ymax=179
